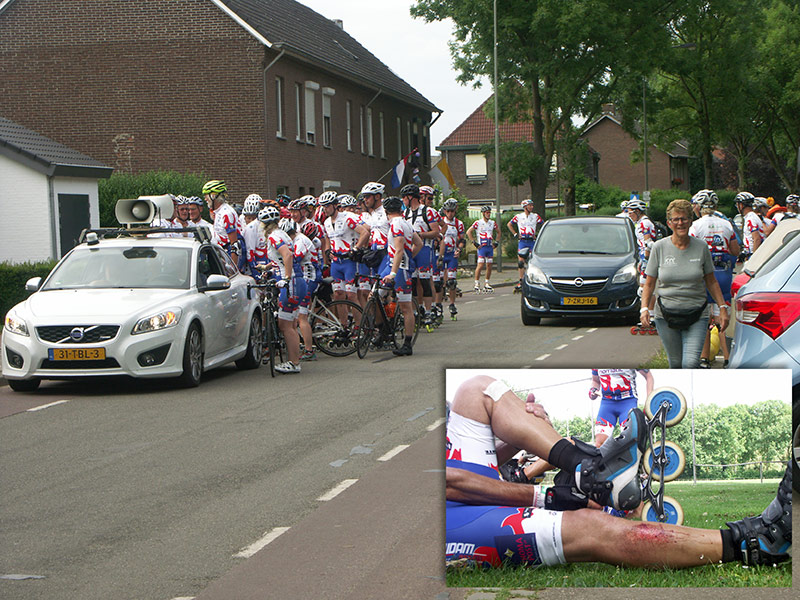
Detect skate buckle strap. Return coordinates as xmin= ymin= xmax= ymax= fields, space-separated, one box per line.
xmin=578 ymin=459 xmax=613 ymax=504
xmin=742 ymin=533 xmax=762 ymax=566
xmin=570 ymin=436 xmax=601 ymax=457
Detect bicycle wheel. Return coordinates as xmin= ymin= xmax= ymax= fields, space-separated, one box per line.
xmin=264 ymin=309 xmax=278 ymax=377
xmin=357 ymin=298 xmax=380 ymax=359
xmin=310 ymin=299 xmax=363 ymax=357
xmin=392 ymin=299 xmax=421 ymax=349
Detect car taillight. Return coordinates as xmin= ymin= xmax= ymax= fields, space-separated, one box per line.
xmin=735 ymin=292 xmax=800 ymax=340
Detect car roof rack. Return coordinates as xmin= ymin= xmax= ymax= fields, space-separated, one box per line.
xmin=78 ymin=226 xmax=213 ymax=245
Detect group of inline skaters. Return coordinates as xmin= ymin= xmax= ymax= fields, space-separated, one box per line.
xmin=189 ymin=179 xmax=477 ymax=373
xmin=621 ymin=188 xmax=799 ymax=366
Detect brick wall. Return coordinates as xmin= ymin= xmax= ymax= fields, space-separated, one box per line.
xmin=0 ymin=0 xmax=432 ymax=203
xmin=582 ymin=118 xmax=674 ymax=192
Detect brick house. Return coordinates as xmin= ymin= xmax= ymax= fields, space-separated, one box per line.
xmin=0 ymin=0 xmax=440 ymax=203
xmin=580 ymin=105 xmax=691 ymax=194
xmin=438 ymin=99 xmax=690 ymax=208
xmin=435 ymin=96 xmax=560 ymax=210
xmin=0 ymin=116 xmax=112 ymax=263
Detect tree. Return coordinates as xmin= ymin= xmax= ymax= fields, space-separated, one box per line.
xmin=411 ymin=0 xmax=679 ymax=217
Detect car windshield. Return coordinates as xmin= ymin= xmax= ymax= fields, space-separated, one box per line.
xmin=535 ymin=221 xmax=633 ymax=256
xmin=43 ymin=246 xmax=192 ymax=290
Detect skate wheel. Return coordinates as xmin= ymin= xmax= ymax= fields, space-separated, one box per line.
xmin=644 ymin=387 xmax=687 ymax=427
xmin=630 ymin=326 xmax=638 ymax=335
xmin=641 ymin=495 xmax=684 ymax=525
xmin=649 ymin=328 xmax=658 ymax=335
xmin=643 ymin=440 xmax=686 ymax=482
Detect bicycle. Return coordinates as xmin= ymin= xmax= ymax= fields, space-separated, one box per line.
xmin=306 ymin=277 xmax=363 ymax=357
xmin=356 ymin=276 xmax=420 ymax=359
xmin=250 ymin=278 xmax=284 ymax=377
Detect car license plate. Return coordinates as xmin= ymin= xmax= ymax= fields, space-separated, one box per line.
xmin=49 ymin=347 xmax=106 ymax=361
xmin=562 ymin=297 xmax=598 ymax=305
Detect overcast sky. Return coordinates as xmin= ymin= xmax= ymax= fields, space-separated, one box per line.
xmin=297 ymin=0 xmax=490 ymax=151
xmin=445 ymin=369 xmax=793 ymax=423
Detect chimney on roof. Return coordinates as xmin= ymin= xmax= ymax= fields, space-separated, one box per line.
xmin=333 ymin=19 xmax=343 ymax=29
xmin=601 ymin=103 xmax=618 ymax=119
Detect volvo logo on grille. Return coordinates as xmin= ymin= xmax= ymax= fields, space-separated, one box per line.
xmin=70 ymin=327 xmax=85 ymax=341
xmin=573 ymin=277 xmax=585 ymax=287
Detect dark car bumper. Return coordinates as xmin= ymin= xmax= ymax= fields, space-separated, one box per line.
xmin=521 ymin=279 xmax=640 ymax=317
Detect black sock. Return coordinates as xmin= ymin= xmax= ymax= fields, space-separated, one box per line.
xmin=404 ymin=335 xmax=412 ymax=345
xmin=720 ymin=529 xmax=736 ymax=563
xmin=547 ymin=439 xmax=584 ymax=472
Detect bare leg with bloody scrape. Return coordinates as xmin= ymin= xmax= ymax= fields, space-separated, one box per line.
xmin=561 ymin=509 xmax=722 ymax=567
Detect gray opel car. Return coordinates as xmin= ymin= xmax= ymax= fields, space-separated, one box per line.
xmin=521 ymin=216 xmax=641 ymax=325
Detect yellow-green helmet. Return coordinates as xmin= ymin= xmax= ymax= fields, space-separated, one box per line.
xmin=202 ymin=180 xmax=227 ymax=195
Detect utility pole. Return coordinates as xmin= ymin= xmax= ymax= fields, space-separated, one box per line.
xmin=493 ymin=0 xmax=502 ymax=272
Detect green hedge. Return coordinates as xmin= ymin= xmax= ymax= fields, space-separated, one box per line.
xmin=99 ymin=171 xmax=209 ymax=227
xmin=1 ymin=261 xmax=58 ymax=320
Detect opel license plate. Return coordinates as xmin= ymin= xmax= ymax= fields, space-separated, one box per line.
xmin=562 ymin=297 xmax=598 ymax=305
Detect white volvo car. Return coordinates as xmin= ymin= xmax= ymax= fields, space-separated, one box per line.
xmin=2 ymin=228 xmax=263 ymax=391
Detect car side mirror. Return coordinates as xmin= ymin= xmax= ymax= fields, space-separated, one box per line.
xmin=201 ymin=274 xmax=230 ymax=291
xmin=25 ymin=277 xmax=42 ymax=292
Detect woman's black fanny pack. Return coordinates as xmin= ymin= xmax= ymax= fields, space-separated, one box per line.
xmin=658 ymin=298 xmax=707 ymax=330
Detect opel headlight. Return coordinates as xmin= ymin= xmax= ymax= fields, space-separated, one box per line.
xmin=4 ymin=311 xmax=29 ymax=337
xmin=612 ymin=263 xmax=638 ymax=284
xmin=525 ymin=264 xmax=548 ymax=285
xmin=132 ymin=308 xmax=182 ymax=335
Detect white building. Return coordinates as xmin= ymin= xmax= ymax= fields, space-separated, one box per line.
xmin=0 ymin=116 xmax=112 ymax=264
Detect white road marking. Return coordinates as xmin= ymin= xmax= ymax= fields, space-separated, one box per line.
xmin=555 ymin=344 xmax=568 ymax=350
xmin=233 ymin=527 xmax=291 ymax=559
xmin=427 ymin=417 xmax=446 ymax=431
xmin=464 ymin=300 xmax=477 ymax=304
xmin=317 ymin=479 xmax=358 ymax=501
xmin=27 ymin=400 xmax=69 ymax=412
xmin=586 ymin=327 xmax=598 ymax=333
xmin=572 ymin=335 xmax=584 ymax=341
xmin=377 ymin=445 xmax=409 ymax=461
xmin=535 ymin=354 xmax=551 ymax=361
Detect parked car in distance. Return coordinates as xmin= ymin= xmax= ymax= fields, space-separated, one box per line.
xmin=731 ymin=217 xmax=800 ymax=297
xmin=729 ymin=227 xmax=800 ymax=391
xmin=520 ymin=216 xmax=640 ymax=325
xmin=2 ymin=228 xmax=263 ymax=392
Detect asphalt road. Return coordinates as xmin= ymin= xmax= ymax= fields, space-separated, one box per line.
xmin=0 ymin=283 xmax=667 ymax=600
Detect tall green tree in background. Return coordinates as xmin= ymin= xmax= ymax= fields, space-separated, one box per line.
xmin=638 ymin=0 xmax=762 ymax=189
xmin=756 ymin=0 xmax=800 ymax=193
xmin=411 ymin=0 xmax=679 ymax=217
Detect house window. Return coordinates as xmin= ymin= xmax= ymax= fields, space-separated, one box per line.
xmin=322 ymin=87 xmax=334 ymax=148
xmin=276 ymin=185 xmax=289 ymax=197
xmin=422 ymin=124 xmax=429 ymax=167
xmin=346 ymin=101 xmax=352 ymax=152
xmin=360 ymin=106 xmax=366 ymax=155
xmin=275 ymin=77 xmax=284 ymax=138
xmin=465 ymin=153 xmax=488 ymax=180
xmin=366 ymin=107 xmax=374 ymax=156
xmin=295 ymin=83 xmax=302 ymax=141
xmin=396 ymin=117 xmax=402 ymax=160
xmin=304 ymin=81 xmax=319 ymax=145
xmin=379 ymin=112 xmax=385 ymax=159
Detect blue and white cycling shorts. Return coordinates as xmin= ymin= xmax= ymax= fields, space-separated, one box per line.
xmin=595 ymin=397 xmax=638 ymax=437
xmin=414 ymin=246 xmax=433 ymax=279
xmin=278 ymin=276 xmax=307 ymax=321
xmin=446 ymin=460 xmax=565 ymax=568
xmin=443 ymin=252 xmax=458 ymax=276
xmin=517 ymin=238 xmax=535 ymax=256
xmin=477 ymin=244 xmax=494 ymax=262
xmin=379 ymin=263 xmax=413 ymax=302
xmin=330 ymin=255 xmax=357 ymax=293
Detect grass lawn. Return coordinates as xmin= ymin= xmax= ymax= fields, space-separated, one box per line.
xmin=446 ymin=479 xmax=791 ymax=588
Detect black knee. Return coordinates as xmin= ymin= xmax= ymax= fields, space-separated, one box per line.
xmin=420 ymin=278 xmax=433 ymax=297
xmin=434 ymin=280 xmax=443 ymax=293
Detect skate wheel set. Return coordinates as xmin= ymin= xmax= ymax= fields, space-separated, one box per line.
xmin=630 ymin=323 xmax=658 ymax=335
xmin=639 ymin=387 xmax=688 ymax=525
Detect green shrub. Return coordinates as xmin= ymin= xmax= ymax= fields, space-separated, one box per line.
xmin=1 ymin=261 xmax=58 ymax=320
xmin=99 ymin=171 xmax=208 ymax=226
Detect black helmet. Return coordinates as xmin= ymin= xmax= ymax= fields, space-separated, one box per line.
xmin=382 ymin=196 xmax=404 ymax=213
xmin=400 ymin=184 xmax=420 ymax=198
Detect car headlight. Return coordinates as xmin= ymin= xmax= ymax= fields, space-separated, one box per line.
xmin=132 ymin=308 xmax=182 ymax=335
xmin=525 ymin=264 xmax=548 ymax=285
xmin=612 ymin=263 xmax=638 ymax=284
xmin=4 ymin=311 xmax=29 ymax=337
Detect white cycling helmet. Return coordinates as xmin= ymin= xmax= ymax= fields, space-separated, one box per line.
xmin=735 ymin=191 xmax=755 ymax=206
xmin=337 ymin=194 xmax=358 ymax=208
xmin=753 ymin=197 xmax=769 ymax=209
xmin=419 ymin=185 xmax=435 ymax=196
xmin=627 ymin=199 xmax=646 ymax=212
xmin=691 ymin=189 xmax=717 ymax=205
xmin=360 ymin=182 xmax=385 ymax=196
xmin=620 ymin=200 xmax=629 ymax=210
xmin=278 ymin=217 xmax=296 ymax=233
xmin=521 ymin=199 xmax=533 ymax=208
xmin=318 ymin=191 xmax=338 ymax=206
xmin=243 ymin=196 xmax=262 ymax=215
xmin=257 ymin=205 xmax=281 ymax=224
